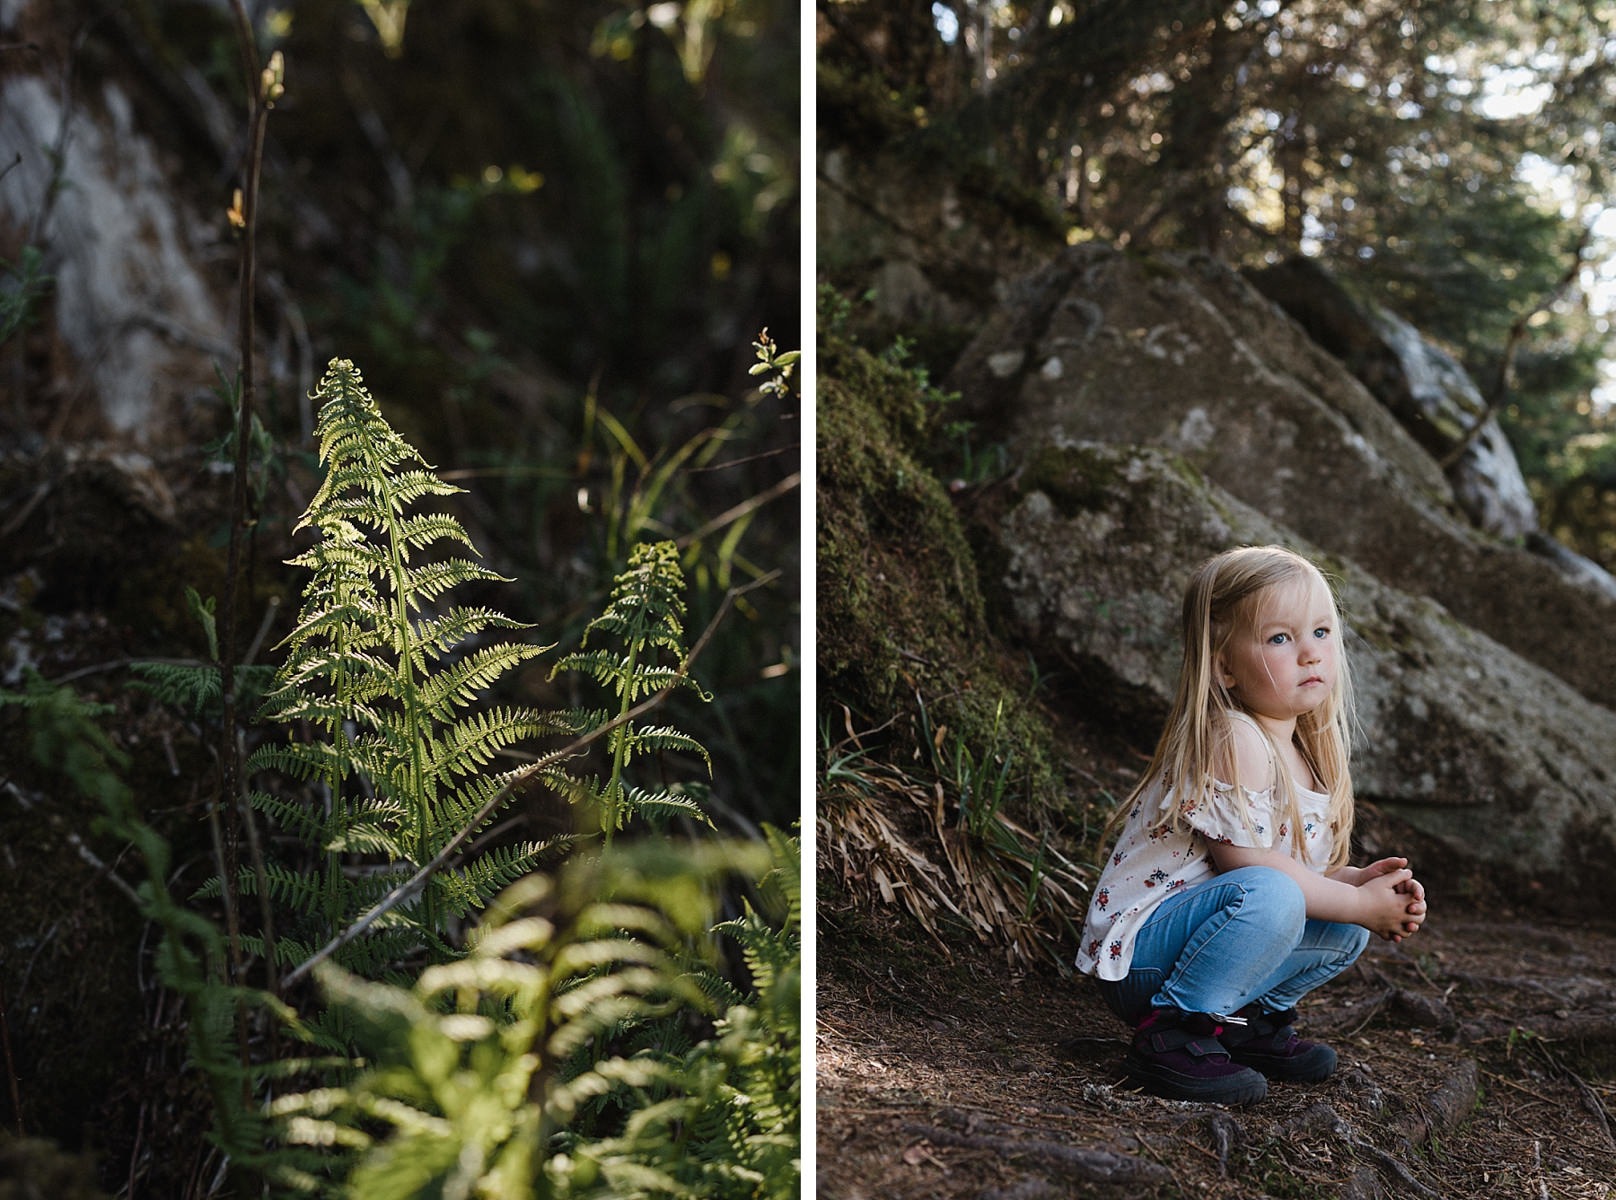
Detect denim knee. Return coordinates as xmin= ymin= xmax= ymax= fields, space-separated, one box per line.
xmin=1221 ymin=865 xmax=1307 ymax=940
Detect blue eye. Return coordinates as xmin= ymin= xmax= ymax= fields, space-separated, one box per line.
xmin=1268 ymin=632 xmax=1290 ymax=645
xmin=1313 ymin=627 xmax=1330 ymax=639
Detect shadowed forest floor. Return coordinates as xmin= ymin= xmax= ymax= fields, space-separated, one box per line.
xmin=818 ymin=897 xmax=1616 ymax=1198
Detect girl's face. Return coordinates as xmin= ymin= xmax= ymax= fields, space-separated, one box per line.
xmin=1217 ymin=573 xmax=1338 ymax=725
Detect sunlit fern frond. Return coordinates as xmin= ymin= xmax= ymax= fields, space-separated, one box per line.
xmin=548 ymin=540 xmax=713 ymax=841
xmin=425 ymin=707 xmax=576 ymax=779
xmin=413 ymin=642 xmax=551 ymax=714
xmin=434 ymin=837 xmax=577 ymax=919
xmin=611 ymin=783 xmax=712 ymax=830
xmin=242 ymin=357 xmax=567 ymax=977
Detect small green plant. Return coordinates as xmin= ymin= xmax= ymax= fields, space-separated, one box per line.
xmin=918 ymin=697 xmax=1016 ymax=840
xmin=0 ymin=672 xmax=305 ymax=1185
xmin=816 ymin=282 xmax=856 ymax=339
xmin=819 ymin=710 xmax=879 ymax=794
xmin=577 ymin=329 xmax=797 ymax=601
xmin=551 ymin=540 xmax=713 ymax=846
xmin=582 ymin=389 xmax=744 ymax=572
xmin=130 ymin=585 xmax=274 ymax=718
xmin=750 ymin=328 xmax=800 ymax=399
xmin=0 ymin=245 xmax=52 ymax=345
xmin=0 ymin=670 xmax=132 ymax=812
xmin=941 ymin=416 xmax=1009 ymax=485
xmin=912 ymin=692 xmax=1089 ymax=965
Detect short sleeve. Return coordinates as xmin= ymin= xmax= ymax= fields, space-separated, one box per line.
xmin=1179 ymin=780 xmax=1278 ymax=849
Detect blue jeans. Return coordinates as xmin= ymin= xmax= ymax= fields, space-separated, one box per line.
xmin=1095 ymin=865 xmax=1369 ymax=1023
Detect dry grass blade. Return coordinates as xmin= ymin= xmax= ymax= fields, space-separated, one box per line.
xmin=819 ymin=715 xmax=1090 ymax=968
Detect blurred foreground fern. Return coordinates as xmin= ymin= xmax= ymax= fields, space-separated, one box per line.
xmin=274 ymin=831 xmax=800 ymax=1199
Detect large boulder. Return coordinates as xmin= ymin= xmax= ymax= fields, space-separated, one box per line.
xmin=999 ymin=441 xmax=1616 ymax=905
xmin=1245 ymin=256 xmax=1537 ymax=541
xmin=949 ymin=244 xmax=1616 ymax=713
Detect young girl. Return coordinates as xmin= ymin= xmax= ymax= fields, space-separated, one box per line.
xmin=1077 ymin=545 xmax=1426 ymax=1105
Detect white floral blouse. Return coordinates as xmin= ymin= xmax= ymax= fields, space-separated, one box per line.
xmin=1076 ymin=714 xmax=1334 ymax=982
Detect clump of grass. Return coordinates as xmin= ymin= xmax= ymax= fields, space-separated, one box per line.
xmin=818 ymin=696 xmax=1090 ymax=970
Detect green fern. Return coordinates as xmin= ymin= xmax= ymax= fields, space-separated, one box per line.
xmin=699 ymin=824 xmax=802 ymax=1196
xmin=271 ymin=834 xmax=797 ymax=1199
xmin=551 ymin=540 xmax=714 ymax=844
xmin=248 ymin=357 xmax=574 ymax=969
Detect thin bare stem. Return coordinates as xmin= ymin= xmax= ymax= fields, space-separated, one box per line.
xmin=675 ymin=471 xmax=800 ymax=551
xmin=0 ymin=977 xmax=24 ymax=1135
xmin=218 ymin=1 xmax=280 ymax=998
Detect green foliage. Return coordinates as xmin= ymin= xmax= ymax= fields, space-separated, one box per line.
xmin=915 ymin=692 xmax=1088 ymax=950
xmin=574 ymin=361 xmax=789 ymax=605
xmin=207 ymin=364 xmax=289 ymax=520
xmin=0 ymin=245 xmax=51 ymax=345
xmin=246 ymin=358 xmax=575 ymax=972
xmin=582 ymin=391 xmax=738 ymax=571
xmin=918 ymin=695 xmax=1015 ymax=842
xmin=749 ymin=328 xmax=800 ymax=399
xmin=551 ymin=540 xmax=714 ymax=843
xmin=14 ymin=354 xmax=796 ymax=1194
xmin=129 ymin=585 xmax=275 ymax=718
xmin=0 ymin=670 xmax=131 ymax=812
xmin=700 ymin=824 xmax=801 ymax=1191
xmin=273 ymin=832 xmax=800 ymax=1199
xmin=0 ymin=672 xmax=306 ymax=1184
xmin=551 ymin=330 xmax=799 ymax=834
xmin=129 ymin=588 xmax=226 ymax=716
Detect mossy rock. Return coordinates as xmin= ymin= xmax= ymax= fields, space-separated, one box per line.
xmin=817 ymin=348 xmax=982 ymax=710
xmin=817 ymin=334 xmax=1064 ymax=816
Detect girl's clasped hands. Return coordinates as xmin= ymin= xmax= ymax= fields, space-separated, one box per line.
xmin=1346 ymin=855 xmax=1427 ymax=942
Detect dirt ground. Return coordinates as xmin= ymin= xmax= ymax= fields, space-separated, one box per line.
xmin=817 ymin=900 xmax=1616 ymax=1199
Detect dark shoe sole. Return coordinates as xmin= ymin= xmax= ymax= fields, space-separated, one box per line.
xmin=1123 ymin=1051 xmax=1269 ymax=1104
xmin=1230 ymin=1042 xmax=1337 ymax=1083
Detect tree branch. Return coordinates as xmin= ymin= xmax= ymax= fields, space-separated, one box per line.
xmin=1440 ymin=225 xmax=1591 ymax=471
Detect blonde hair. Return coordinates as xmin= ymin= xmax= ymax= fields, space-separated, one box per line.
xmin=1112 ymin=545 xmax=1356 ymax=870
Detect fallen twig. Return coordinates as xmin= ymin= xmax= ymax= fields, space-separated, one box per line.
xmin=901 ymin=1122 xmax=1171 ymax=1184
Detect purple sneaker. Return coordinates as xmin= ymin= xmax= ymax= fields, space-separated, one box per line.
xmin=1124 ymin=1009 xmax=1268 ymax=1104
xmin=1221 ymin=1006 xmax=1337 ymax=1082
